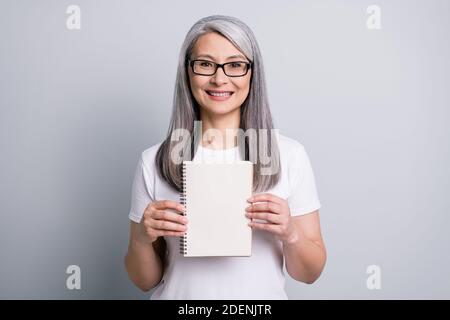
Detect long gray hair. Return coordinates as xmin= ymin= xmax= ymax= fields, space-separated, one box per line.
xmin=155 ymin=15 xmax=281 ymax=192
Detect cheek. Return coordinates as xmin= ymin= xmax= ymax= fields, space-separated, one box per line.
xmin=234 ymin=78 xmax=251 ymax=99
xmin=188 ymin=75 xmax=198 ymax=92
xmin=188 ymin=72 xmax=206 ymax=96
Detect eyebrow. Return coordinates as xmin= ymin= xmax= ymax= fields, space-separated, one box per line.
xmin=195 ymin=54 xmax=248 ymax=61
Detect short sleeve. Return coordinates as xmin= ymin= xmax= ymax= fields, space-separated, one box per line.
xmin=128 ymin=154 xmax=155 ymax=223
xmin=287 ymin=144 xmax=322 ymax=216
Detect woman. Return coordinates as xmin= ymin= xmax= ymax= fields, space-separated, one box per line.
xmin=125 ymin=15 xmax=326 ymax=299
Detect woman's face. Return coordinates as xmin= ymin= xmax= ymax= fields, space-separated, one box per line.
xmin=188 ymin=32 xmax=252 ymax=117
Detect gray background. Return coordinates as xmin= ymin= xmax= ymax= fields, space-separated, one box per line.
xmin=1 ymin=0 xmax=449 ymax=299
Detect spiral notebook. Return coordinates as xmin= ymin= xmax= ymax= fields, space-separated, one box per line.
xmin=179 ymin=160 xmax=253 ymax=257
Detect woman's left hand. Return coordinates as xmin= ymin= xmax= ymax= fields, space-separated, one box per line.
xmin=245 ymin=193 xmax=297 ymax=244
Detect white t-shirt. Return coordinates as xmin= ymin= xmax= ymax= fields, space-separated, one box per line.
xmin=128 ymin=134 xmax=322 ymax=299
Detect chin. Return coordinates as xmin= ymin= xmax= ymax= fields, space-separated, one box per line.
xmin=203 ymin=104 xmax=237 ymax=115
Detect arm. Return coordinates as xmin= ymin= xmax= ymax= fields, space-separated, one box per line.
xmin=124 ymin=221 xmax=166 ymax=292
xmin=246 ymin=194 xmax=327 ymax=284
xmin=282 ymin=210 xmax=327 ymax=284
xmin=124 ymin=200 xmax=187 ymax=292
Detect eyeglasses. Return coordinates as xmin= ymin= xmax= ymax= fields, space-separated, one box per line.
xmin=188 ymin=59 xmax=252 ymax=77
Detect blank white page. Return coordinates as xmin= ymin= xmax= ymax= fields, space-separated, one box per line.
xmin=182 ymin=161 xmax=253 ymax=257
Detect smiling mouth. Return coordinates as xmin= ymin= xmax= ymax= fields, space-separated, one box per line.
xmin=205 ymin=90 xmax=234 ymax=97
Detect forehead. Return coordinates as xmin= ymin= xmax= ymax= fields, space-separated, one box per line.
xmin=191 ymin=32 xmax=245 ymax=59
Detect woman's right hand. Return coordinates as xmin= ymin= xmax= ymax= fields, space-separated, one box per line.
xmin=138 ymin=200 xmax=188 ymax=244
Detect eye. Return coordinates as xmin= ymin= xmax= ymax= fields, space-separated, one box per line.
xmin=229 ymin=62 xmax=244 ymax=68
xmin=199 ymin=61 xmax=214 ymax=67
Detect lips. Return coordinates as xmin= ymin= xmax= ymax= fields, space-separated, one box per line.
xmin=205 ymin=90 xmax=234 ymax=97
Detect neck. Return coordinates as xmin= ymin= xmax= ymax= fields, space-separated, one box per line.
xmin=199 ymin=108 xmax=241 ymax=149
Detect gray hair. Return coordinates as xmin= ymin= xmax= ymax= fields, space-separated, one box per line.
xmin=155 ymin=15 xmax=281 ymax=192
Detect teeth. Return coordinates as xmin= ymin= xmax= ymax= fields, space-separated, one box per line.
xmin=208 ymin=91 xmax=232 ymax=97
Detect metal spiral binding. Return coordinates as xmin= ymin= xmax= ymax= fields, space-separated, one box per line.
xmin=179 ymin=162 xmax=188 ymax=255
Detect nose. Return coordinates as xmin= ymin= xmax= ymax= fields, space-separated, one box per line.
xmin=210 ymin=66 xmax=228 ymax=86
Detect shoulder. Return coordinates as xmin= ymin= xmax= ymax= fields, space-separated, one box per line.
xmin=277 ymin=133 xmax=306 ymax=157
xmin=277 ymin=134 xmax=311 ymax=179
xmin=140 ymin=141 xmax=164 ymax=170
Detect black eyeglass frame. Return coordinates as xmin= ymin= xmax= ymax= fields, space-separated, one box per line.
xmin=188 ymin=59 xmax=252 ymax=77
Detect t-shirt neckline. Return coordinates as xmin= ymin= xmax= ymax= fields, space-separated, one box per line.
xmin=197 ymin=144 xmax=239 ymax=153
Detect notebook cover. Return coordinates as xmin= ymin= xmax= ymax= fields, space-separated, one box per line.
xmin=180 ymin=161 xmax=253 ymax=257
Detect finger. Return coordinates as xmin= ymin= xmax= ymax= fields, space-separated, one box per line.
xmin=162 ymin=230 xmax=186 ymax=237
xmin=248 ymin=221 xmax=281 ymax=235
xmin=152 ymin=209 xmax=188 ymax=225
xmin=152 ymin=229 xmax=185 ymax=237
xmin=246 ymin=211 xmax=282 ymax=224
xmin=153 ymin=200 xmax=186 ymax=213
xmin=247 ymin=193 xmax=284 ymax=205
xmin=246 ymin=202 xmax=281 ymax=214
xmin=149 ymin=221 xmax=187 ymax=234
xmin=150 ymin=219 xmax=188 ymax=232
